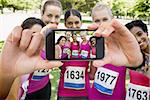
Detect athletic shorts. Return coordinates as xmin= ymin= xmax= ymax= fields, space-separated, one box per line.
xmin=25 ymin=81 xmax=51 ymax=100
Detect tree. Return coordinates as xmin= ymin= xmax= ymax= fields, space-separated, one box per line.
xmin=0 ymin=0 xmax=8 ymax=13
xmin=60 ymin=0 xmax=98 ymax=14
xmin=0 ymin=0 xmax=41 ymax=13
xmin=133 ymin=0 xmax=150 ymax=24
xmin=111 ymin=0 xmax=126 ymax=18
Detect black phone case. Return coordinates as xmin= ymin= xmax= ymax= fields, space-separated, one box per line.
xmin=46 ymin=29 xmax=104 ymax=61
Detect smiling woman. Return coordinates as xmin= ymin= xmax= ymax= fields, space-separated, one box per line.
xmin=125 ymin=20 xmax=150 ymax=76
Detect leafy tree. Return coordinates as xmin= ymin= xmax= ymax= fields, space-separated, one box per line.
xmin=133 ymin=0 xmax=150 ymax=24
xmin=111 ymin=0 xmax=126 ymax=18
xmin=0 ymin=0 xmax=41 ymax=13
xmin=0 ymin=0 xmax=8 ymax=13
xmin=60 ymin=0 xmax=98 ymax=13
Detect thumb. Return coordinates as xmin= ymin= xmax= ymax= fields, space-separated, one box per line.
xmin=93 ymin=55 xmax=111 ymax=67
xmin=111 ymin=19 xmax=129 ymax=35
xmin=41 ymin=24 xmax=58 ymax=36
xmin=7 ymin=26 xmax=22 ymax=45
xmin=35 ymin=60 xmax=63 ymax=70
xmin=87 ymin=23 xmax=99 ymax=30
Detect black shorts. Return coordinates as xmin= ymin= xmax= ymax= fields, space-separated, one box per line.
xmin=25 ymin=81 xmax=51 ymax=100
xmin=57 ymin=96 xmax=88 ymax=100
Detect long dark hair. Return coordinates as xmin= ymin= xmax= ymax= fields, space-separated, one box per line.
xmin=125 ymin=20 xmax=148 ymax=36
xmin=21 ymin=17 xmax=45 ymax=29
xmin=56 ymin=36 xmax=67 ymax=45
xmin=64 ymin=9 xmax=82 ymax=23
xmin=89 ymin=36 xmax=96 ymax=43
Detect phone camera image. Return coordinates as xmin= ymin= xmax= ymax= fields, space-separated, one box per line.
xmin=46 ymin=29 xmax=104 ymax=61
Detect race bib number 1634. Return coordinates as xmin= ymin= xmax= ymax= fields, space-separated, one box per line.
xmin=64 ymin=66 xmax=85 ymax=90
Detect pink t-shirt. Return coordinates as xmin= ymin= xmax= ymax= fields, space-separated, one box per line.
xmin=58 ymin=42 xmax=91 ymax=97
xmin=125 ymin=70 xmax=150 ymax=100
xmin=70 ymin=42 xmax=80 ymax=59
xmin=27 ymin=50 xmax=49 ymax=93
xmin=19 ymin=50 xmax=50 ymax=99
xmin=129 ymin=70 xmax=149 ymax=87
xmin=61 ymin=41 xmax=71 ymax=59
xmin=89 ymin=64 xmax=126 ymax=100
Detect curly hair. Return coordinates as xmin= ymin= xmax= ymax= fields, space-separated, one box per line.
xmin=125 ymin=20 xmax=148 ymax=36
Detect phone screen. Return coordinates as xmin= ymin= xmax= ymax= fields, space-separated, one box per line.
xmin=46 ymin=29 xmax=104 ymax=61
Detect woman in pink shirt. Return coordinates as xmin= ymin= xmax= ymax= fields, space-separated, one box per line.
xmin=57 ymin=9 xmax=91 ymax=100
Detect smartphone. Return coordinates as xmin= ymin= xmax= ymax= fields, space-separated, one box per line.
xmin=46 ymin=29 xmax=104 ymax=61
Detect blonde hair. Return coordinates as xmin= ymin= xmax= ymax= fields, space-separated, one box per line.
xmin=41 ymin=0 xmax=62 ymax=15
xmin=92 ymin=3 xmax=113 ymax=18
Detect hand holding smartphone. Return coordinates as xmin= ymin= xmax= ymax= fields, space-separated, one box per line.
xmin=46 ymin=29 xmax=104 ymax=61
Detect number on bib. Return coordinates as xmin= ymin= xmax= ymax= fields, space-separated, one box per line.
xmin=80 ymin=50 xmax=88 ymax=58
xmin=72 ymin=50 xmax=79 ymax=58
xmin=63 ymin=48 xmax=70 ymax=54
xmin=32 ymin=69 xmax=50 ymax=80
xmin=94 ymin=67 xmax=119 ymax=95
xmin=64 ymin=66 xmax=85 ymax=90
xmin=126 ymin=83 xmax=149 ymax=100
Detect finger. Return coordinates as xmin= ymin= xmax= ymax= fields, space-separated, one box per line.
xmin=93 ymin=56 xmax=111 ymax=67
xmin=41 ymin=23 xmax=58 ymax=35
xmin=111 ymin=19 xmax=130 ymax=36
xmin=111 ymin=19 xmax=138 ymax=44
xmin=46 ymin=23 xmax=58 ymax=29
xmin=93 ymin=60 xmax=104 ymax=67
xmin=87 ymin=23 xmax=99 ymax=30
xmin=94 ymin=22 xmax=114 ymax=37
xmin=111 ymin=19 xmax=139 ymax=45
xmin=37 ymin=36 xmax=44 ymax=55
xmin=19 ymin=29 xmax=32 ymax=51
xmin=7 ymin=26 xmax=22 ymax=44
xmin=93 ymin=46 xmax=111 ymax=67
xmin=36 ymin=60 xmax=63 ymax=70
xmin=26 ymin=33 xmax=43 ymax=56
xmin=101 ymin=27 xmax=114 ymax=37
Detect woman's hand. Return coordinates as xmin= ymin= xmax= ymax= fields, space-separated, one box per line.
xmin=88 ymin=19 xmax=143 ymax=67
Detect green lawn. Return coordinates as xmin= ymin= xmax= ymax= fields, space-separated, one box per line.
xmin=50 ymin=69 xmax=60 ymax=100
xmin=0 ymin=41 xmax=4 ymax=52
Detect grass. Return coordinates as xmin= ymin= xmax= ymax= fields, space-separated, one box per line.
xmin=50 ymin=68 xmax=60 ymax=100
xmin=0 ymin=41 xmax=4 ymax=52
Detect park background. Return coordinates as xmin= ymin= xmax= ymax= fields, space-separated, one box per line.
xmin=0 ymin=0 xmax=150 ymax=100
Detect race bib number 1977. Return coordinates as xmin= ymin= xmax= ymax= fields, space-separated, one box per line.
xmin=94 ymin=67 xmax=119 ymax=95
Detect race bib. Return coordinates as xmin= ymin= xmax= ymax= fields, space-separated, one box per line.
xmin=22 ymin=80 xmax=29 ymax=92
xmin=126 ymin=83 xmax=149 ymax=100
xmin=94 ymin=67 xmax=119 ymax=95
xmin=90 ymin=54 xmax=96 ymax=58
xmin=21 ymin=80 xmax=29 ymax=100
xmin=32 ymin=69 xmax=50 ymax=80
xmin=80 ymin=50 xmax=88 ymax=58
xmin=72 ymin=50 xmax=79 ymax=58
xmin=63 ymin=48 xmax=70 ymax=54
xmin=64 ymin=66 xmax=85 ymax=90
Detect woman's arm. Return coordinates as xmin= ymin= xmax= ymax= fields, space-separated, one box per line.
xmin=89 ymin=61 xmax=97 ymax=80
